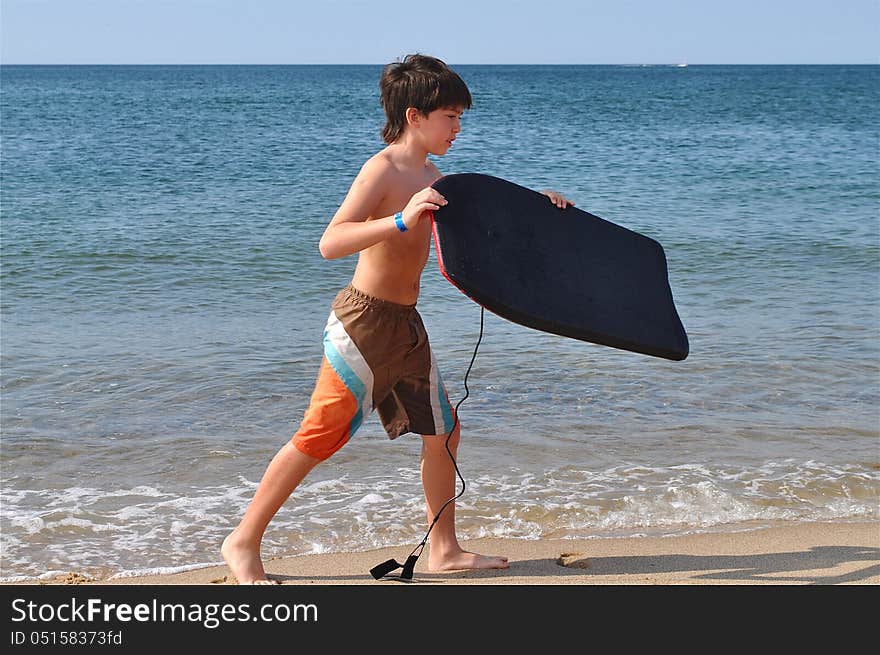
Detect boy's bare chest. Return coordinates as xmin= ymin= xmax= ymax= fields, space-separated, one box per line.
xmin=376 ymin=167 xmax=441 ymax=217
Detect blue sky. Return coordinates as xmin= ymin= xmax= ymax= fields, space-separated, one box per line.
xmin=1 ymin=0 xmax=877 ymax=64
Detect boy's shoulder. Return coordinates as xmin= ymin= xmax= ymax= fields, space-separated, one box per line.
xmin=360 ymin=146 xmax=440 ymax=176
xmin=351 ymin=148 xmax=398 ymax=189
xmin=359 ymin=148 xmax=396 ymax=176
xmin=354 ymin=148 xmax=440 ymax=189
xmin=343 ymin=149 xmax=396 ymax=200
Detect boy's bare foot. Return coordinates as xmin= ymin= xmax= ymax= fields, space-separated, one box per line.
xmin=221 ymin=531 xmax=279 ymax=585
xmin=428 ymin=548 xmax=509 ymax=572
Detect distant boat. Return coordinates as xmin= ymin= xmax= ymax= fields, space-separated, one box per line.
xmin=675 ymin=62 xmax=688 ymax=68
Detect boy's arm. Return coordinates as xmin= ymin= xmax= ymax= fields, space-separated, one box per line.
xmin=318 ymin=159 xmax=446 ymax=260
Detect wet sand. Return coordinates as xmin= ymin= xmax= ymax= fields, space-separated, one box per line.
xmin=18 ymin=521 xmax=878 ymax=586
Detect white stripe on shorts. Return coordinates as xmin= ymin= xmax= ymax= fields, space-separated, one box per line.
xmin=324 ymin=310 xmax=374 ymax=421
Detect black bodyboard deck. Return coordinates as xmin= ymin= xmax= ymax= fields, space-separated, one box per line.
xmin=431 ymin=173 xmax=689 ymax=361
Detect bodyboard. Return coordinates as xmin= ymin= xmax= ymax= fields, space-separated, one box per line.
xmin=430 ymin=173 xmax=689 ymax=361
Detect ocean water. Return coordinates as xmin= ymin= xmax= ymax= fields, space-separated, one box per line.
xmin=1 ymin=65 xmax=878 ymax=581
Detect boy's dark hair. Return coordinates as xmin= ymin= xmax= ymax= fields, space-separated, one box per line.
xmin=379 ymin=54 xmax=472 ymax=145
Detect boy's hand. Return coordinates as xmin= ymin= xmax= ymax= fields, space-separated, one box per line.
xmin=402 ymin=187 xmax=447 ymax=229
xmin=541 ymin=190 xmax=575 ymax=209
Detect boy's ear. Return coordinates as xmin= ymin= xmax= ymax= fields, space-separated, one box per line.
xmin=405 ymin=107 xmax=423 ymax=127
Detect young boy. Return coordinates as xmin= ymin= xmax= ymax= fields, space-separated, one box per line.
xmin=222 ymin=54 xmax=573 ymax=584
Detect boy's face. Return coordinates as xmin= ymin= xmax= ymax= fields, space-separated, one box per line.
xmin=417 ymin=106 xmax=463 ymax=156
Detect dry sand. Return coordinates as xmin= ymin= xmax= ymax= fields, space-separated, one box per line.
xmin=20 ymin=520 xmax=879 ymax=586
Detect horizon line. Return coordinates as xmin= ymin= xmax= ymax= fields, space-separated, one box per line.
xmin=1 ymin=61 xmax=877 ymax=66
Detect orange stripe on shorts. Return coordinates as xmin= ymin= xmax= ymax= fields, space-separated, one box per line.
xmin=292 ymin=356 xmax=359 ymax=460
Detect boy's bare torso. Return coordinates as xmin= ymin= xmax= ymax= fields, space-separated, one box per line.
xmin=350 ymin=150 xmax=442 ymax=306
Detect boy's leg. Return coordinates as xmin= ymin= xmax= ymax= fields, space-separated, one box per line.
xmin=221 ymin=443 xmax=320 ymax=584
xmin=420 ymin=423 xmax=509 ymax=572
xmin=385 ymin=321 xmax=508 ymax=572
xmin=223 ymin=355 xmax=366 ymax=584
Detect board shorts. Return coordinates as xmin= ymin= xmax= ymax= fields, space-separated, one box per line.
xmin=292 ymin=284 xmax=457 ymax=460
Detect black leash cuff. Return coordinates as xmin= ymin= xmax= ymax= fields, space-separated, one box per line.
xmin=369 ymin=553 xmax=420 ymax=581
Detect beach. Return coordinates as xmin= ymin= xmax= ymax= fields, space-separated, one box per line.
xmin=2 ymin=65 xmax=877 ymax=584
xmin=10 ymin=521 xmax=875 ymax=586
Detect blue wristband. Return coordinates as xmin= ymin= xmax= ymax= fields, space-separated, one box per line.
xmin=394 ymin=211 xmax=408 ymax=232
